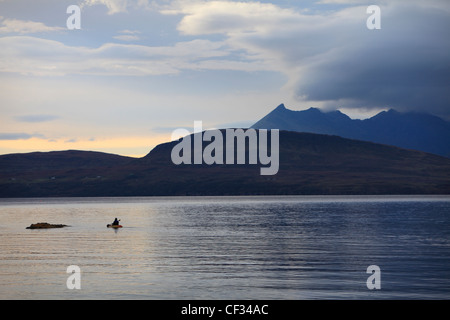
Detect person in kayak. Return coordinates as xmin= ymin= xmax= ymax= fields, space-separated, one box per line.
xmin=112 ymin=218 xmax=120 ymax=226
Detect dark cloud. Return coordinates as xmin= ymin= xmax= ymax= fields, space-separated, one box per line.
xmin=175 ymin=1 xmax=450 ymax=119
xmin=179 ymin=2 xmax=449 ymax=118
xmin=293 ymin=4 xmax=450 ymax=118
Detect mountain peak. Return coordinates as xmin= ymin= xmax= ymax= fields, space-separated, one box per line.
xmin=252 ymin=103 xmax=450 ymax=157
xmin=271 ymin=104 xmax=326 ymax=115
xmin=304 ymin=107 xmax=322 ymax=114
xmin=270 ymin=103 xmax=287 ymax=114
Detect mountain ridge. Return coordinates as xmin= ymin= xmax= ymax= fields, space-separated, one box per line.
xmin=251 ymin=104 xmax=450 ymax=157
xmin=1 ymin=130 xmax=449 ymax=197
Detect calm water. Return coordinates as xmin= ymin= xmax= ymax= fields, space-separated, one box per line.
xmin=0 ymin=195 xmax=449 ymax=300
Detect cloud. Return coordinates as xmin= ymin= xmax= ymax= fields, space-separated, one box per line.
xmin=113 ymin=29 xmax=141 ymax=41
xmin=0 ymin=17 xmax=64 ymax=34
xmin=119 ymin=29 xmax=141 ymax=34
xmin=167 ymin=1 xmax=450 ymax=118
xmin=0 ymin=36 xmax=269 ymax=76
xmin=14 ymin=114 xmax=60 ymax=123
xmin=2 ymin=0 xmax=448 ymax=120
xmin=290 ymin=3 xmax=450 ymax=115
xmin=316 ymin=0 xmax=376 ymax=4
xmin=168 ymin=1 xmax=302 ymax=36
xmin=113 ymin=34 xmax=140 ymax=41
xmin=81 ymin=0 xmax=150 ymax=14
xmin=0 ymin=133 xmax=45 ymax=140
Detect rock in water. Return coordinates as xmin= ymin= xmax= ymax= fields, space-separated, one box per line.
xmin=26 ymin=222 xmax=67 ymax=229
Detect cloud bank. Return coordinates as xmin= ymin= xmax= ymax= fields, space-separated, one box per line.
xmin=169 ymin=0 xmax=450 ymax=117
xmin=0 ymin=132 xmax=45 ymax=141
xmin=81 ymin=0 xmax=150 ymax=15
xmin=0 ymin=17 xmax=64 ymax=34
xmin=1 ymin=0 xmax=449 ymax=119
xmin=0 ymin=35 xmax=272 ymax=77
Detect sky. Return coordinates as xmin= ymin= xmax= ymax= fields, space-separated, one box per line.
xmin=0 ymin=0 xmax=449 ymax=157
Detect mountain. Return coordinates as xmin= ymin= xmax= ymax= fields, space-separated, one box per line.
xmin=251 ymin=104 xmax=450 ymax=157
xmin=0 ymin=150 xmax=134 ymax=175
xmin=1 ymin=130 xmax=449 ymax=197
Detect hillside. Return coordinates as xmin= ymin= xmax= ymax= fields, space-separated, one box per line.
xmin=0 ymin=130 xmax=449 ymax=197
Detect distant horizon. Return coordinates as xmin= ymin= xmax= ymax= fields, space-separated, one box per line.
xmin=0 ymin=102 xmax=385 ymax=157
xmin=1 ymin=103 xmax=449 ymax=158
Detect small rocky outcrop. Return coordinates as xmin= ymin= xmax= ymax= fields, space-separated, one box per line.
xmin=26 ymin=222 xmax=68 ymax=229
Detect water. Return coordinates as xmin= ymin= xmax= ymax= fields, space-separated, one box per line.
xmin=0 ymin=195 xmax=449 ymax=300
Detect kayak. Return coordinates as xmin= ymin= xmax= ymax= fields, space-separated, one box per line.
xmin=107 ymin=224 xmax=123 ymax=228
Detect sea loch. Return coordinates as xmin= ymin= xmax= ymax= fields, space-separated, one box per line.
xmin=0 ymin=195 xmax=449 ymax=300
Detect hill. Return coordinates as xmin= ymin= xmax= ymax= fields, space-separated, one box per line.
xmin=0 ymin=131 xmax=449 ymax=197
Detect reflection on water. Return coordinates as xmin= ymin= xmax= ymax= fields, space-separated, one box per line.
xmin=0 ymin=195 xmax=449 ymax=299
